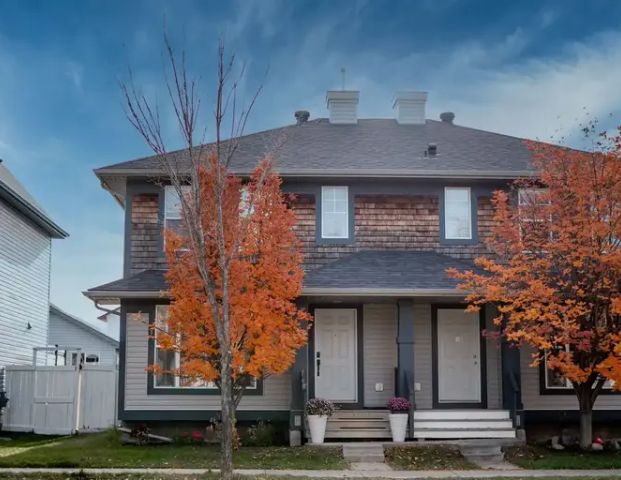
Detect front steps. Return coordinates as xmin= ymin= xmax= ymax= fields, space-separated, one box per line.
xmin=306 ymin=409 xmax=516 ymax=440
xmin=413 ymin=410 xmax=516 ymax=439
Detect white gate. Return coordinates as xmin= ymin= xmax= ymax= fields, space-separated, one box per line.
xmin=3 ymin=350 xmax=117 ymax=434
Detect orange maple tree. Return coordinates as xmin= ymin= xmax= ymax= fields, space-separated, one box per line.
xmin=449 ymin=126 xmax=621 ymax=449
xmin=122 ymin=38 xmax=310 ymax=479
xmin=157 ymin=156 xmax=310 ymax=403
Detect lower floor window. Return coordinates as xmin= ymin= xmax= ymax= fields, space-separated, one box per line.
xmin=153 ymin=305 xmax=257 ymax=390
xmin=544 ymin=346 xmax=615 ymax=390
xmin=71 ymin=352 xmax=100 ymax=366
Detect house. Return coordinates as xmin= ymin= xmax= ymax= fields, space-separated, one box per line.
xmin=97 ymin=308 xmax=120 ymax=341
xmin=48 ymin=304 xmax=119 ymax=366
xmin=0 ymin=160 xmax=67 ymax=387
xmin=85 ymin=90 xmax=621 ymax=443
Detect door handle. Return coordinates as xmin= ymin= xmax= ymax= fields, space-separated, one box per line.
xmin=316 ymin=352 xmax=321 ymax=377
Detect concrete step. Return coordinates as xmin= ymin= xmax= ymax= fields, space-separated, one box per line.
xmin=413 ymin=428 xmax=516 ymax=439
xmin=324 ymin=429 xmax=392 ymax=439
xmin=413 ymin=410 xmax=510 ymax=421
xmin=414 ymin=419 xmax=514 ymax=429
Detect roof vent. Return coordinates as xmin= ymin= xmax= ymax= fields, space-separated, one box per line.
xmin=440 ymin=112 xmax=455 ymax=124
xmin=427 ymin=143 xmax=437 ymax=156
xmin=393 ymin=91 xmax=427 ymax=125
xmin=295 ymin=110 xmax=310 ymax=125
xmin=326 ymin=90 xmax=359 ymax=124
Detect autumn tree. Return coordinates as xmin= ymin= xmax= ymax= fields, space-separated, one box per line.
xmin=449 ymin=125 xmax=621 ymax=449
xmin=122 ymin=39 xmax=310 ymax=479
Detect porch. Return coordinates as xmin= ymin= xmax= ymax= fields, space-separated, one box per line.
xmin=292 ymin=301 xmax=521 ymax=441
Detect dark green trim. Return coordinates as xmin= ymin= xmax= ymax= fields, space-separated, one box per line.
xmin=145 ymin=303 xmax=263 ymax=396
xmin=431 ymin=304 xmax=487 ymax=409
xmin=119 ymin=409 xmax=290 ymax=422
xmin=308 ymin=305 xmax=364 ymax=408
xmin=396 ymin=299 xmax=415 ymax=400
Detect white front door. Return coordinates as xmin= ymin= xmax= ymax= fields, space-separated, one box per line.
xmin=314 ymin=308 xmax=357 ymax=402
xmin=437 ymin=308 xmax=481 ymax=404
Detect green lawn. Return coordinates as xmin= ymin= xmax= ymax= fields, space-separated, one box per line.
xmin=384 ymin=445 xmax=476 ymax=470
xmin=505 ymin=444 xmax=621 ymax=469
xmin=0 ymin=431 xmax=346 ymax=470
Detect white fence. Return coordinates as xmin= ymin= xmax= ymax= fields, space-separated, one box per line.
xmin=3 ymin=363 xmax=117 ymax=434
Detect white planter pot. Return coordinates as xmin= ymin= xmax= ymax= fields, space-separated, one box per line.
xmin=307 ymin=414 xmax=328 ymax=444
xmin=389 ymin=412 xmax=409 ymax=443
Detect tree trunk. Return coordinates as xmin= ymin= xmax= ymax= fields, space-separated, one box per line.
xmin=220 ymin=356 xmax=235 ymax=480
xmin=576 ymin=385 xmax=594 ymax=450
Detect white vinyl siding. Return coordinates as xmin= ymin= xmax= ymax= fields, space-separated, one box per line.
xmin=0 ymin=201 xmax=51 ymax=376
xmin=321 ymin=186 xmax=348 ymax=238
xmin=124 ymin=311 xmax=290 ymax=411
xmin=363 ymin=304 xmax=397 ymax=407
xmin=444 ymin=187 xmax=472 ymax=239
xmin=48 ymin=310 xmax=117 ymax=366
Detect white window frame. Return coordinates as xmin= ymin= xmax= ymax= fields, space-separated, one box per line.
xmin=444 ymin=187 xmax=472 ymax=240
xmin=153 ymin=305 xmax=257 ymax=390
xmin=321 ymin=186 xmax=349 ymax=239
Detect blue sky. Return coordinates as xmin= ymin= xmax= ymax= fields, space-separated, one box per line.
xmin=2 ymin=0 xmax=621 ymax=326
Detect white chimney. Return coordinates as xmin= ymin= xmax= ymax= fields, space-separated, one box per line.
xmin=393 ymin=91 xmax=427 ymax=125
xmin=326 ymin=90 xmax=359 ymax=124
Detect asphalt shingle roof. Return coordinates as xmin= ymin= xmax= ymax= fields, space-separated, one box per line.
xmin=95 ymin=119 xmax=535 ymax=177
xmin=87 ymin=269 xmax=168 ymax=293
xmin=304 ymin=250 xmax=478 ymax=290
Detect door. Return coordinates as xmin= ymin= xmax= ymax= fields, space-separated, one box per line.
xmin=437 ymin=308 xmax=481 ymax=404
xmin=314 ymin=308 xmax=357 ymax=402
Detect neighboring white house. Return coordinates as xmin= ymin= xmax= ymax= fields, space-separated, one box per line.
xmin=97 ymin=308 xmax=120 ymax=341
xmin=0 ymin=160 xmax=67 ymax=387
xmin=49 ymin=304 xmax=119 ymax=366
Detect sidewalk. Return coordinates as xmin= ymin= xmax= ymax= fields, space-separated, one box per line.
xmin=0 ymin=467 xmax=620 ymax=478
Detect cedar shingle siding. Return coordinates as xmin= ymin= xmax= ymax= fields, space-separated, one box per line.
xmin=130 ymin=193 xmax=165 ymax=273
xmin=292 ymin=193 xmax=495 ymax=271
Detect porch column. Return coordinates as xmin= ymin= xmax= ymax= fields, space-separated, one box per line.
xmin=499 ymin=305 xmax=524 ymax=429
xmin=289 ymin=299 xmax=309 ymax=446
xmin=396 ymin=299 xmax=415 ymax=401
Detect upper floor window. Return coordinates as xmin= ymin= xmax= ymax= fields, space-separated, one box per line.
xmin=444 ymin=187 xmax=472 ymax=240
xmin=164 ymin=185 xmax=190 ymax=233
xmin=321 ymin=186 xmax=349 ymax=239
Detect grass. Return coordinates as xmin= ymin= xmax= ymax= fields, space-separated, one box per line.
xmin=505 ymin=444 xmax=621 ymax=469
xmin=0 ymin=431 xmax=346 ymax=470
xmin=384 ymin=445 xmax=476 ymax=470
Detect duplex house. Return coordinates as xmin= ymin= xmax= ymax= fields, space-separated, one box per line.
xmin=0 ymin=160 xmax=67 ymax=386
xmin=85 ymin=90 xmax=621 ymax=443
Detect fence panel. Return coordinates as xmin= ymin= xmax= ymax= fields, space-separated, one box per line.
xmin=3 ymin=366 xmax=35 ymax=431
xmin=79 ymin=365 xmax=117 ymax=431
xmin=3 ymin=364 xmax=117 ymax=434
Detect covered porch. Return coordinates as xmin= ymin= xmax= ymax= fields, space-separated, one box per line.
xmin=289 ymin=251 xmax=522 ymax=442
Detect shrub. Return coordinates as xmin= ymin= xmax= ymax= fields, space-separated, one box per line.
xmin=305 ymin=398 xmax=336 ymax=417
xmin=242 ymin=421 xmax=278 ymax=447
xmin=386 ymin=397 xmax=412 ymax=413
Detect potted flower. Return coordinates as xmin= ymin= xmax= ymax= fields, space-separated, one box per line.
xmin=305 ymin=398 xmax=335 ymax=444
xmin=386 ymin=397 xmax=412 ymax=442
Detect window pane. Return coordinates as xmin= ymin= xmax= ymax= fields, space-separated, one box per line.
xmin=321 ymin=187 xmax=349 ymax=238
xmin=155 ymin=350 xmax=176 ymax=387
xmin=85 ymin=354 xmax=99 ymax=364
xmin=545 ymin=366 xmax=568 ymax=388
xmin=445 ymin=188 xmax=471 ymax=239
xmin=323 ymin=212 xmax=348 ymax=238
xmin=164 ymin=185 xmax=191 ymax=220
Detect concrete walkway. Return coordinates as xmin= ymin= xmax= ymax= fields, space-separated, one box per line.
xmin=0 ymin=467 xmax=620 ymax=478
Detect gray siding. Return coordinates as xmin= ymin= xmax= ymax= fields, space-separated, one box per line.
xmin=363 ymin=304 xmax=397 ymax=407
xmin=124 ymin=312 xmax=291 ymax=411
xmin=413 ymin=303 xmax=433 ymax=409
xmin=48 ymin=311 xmax=117 ymax=366
xmin=521 ymin=346 xmax=621 ymax=410
xmin=485 ymin=306 xmax=502 ymax=408
xmin=0 ymin=201 xmax=51 ymax=372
